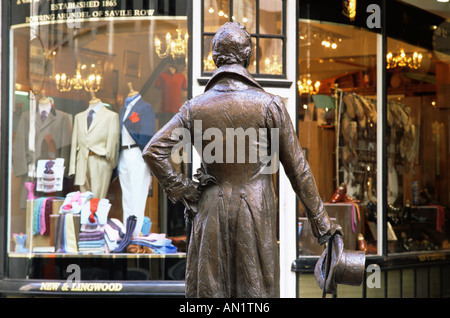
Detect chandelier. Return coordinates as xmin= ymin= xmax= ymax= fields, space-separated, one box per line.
xmin=386 ymin=49 xmax=423 ymax=69
xmin=297 ymin=77 xmax=320 ymax=95
xmin=55 ymin=63 xmax=102 ymax=92
xmin=154 ymin=28 xmax=188 ymax=60
xmin=203 ymin=52 xmax=216 ymax=72
xmin=321 ymin=38 xmax=338 ymax=49
xmin=264 ymin=55 xmax=282 ymax=75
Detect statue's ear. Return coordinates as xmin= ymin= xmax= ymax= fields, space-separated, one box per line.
xmin=242 ymin=47 xmax=252 ymax=68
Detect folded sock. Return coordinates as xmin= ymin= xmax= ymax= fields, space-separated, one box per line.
xmin=111 ymin=215 xmax=136 ymax=253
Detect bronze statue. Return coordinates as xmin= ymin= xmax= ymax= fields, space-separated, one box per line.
xmin=143 ymin=22 xmax=364 ymax=298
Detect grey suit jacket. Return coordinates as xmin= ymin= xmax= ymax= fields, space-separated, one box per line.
xmin=13 ymin=108 xmax=72 ymax=177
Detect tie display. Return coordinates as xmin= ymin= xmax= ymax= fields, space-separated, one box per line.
xmin=87 ymin=109 xmax=95 ymax=129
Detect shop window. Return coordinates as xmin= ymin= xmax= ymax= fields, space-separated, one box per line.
xmin=385 ymin=36 xmax=450 ymax=254
xmin=202 ymin=0 xmax=285 ymax=76
xmin=296 ymin=20 xmax=379 ymax=256
xmin=8 ymin=1 xmax=189 ymax=281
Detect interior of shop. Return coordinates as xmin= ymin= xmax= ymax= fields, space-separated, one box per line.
xmin=297 ymin=15 xmax=449 ymax=256
xmin=10 ymin=19 xmax=189 ymax=257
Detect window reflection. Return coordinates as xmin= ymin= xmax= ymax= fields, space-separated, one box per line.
xmin=260 ymin=38 xmax=283 ymax=75
xmin=204 ymin=0 xmax=230 ymax=32
xmin=259 ymin=0 xmax=282 ymax=35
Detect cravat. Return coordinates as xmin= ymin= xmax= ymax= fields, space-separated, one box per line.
xmin=87 ymin=109 xmax=95 ymax=129
xmin=41 ymin=110 xmax=48 ymax=123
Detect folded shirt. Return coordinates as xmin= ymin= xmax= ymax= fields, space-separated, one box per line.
xmin=130 ymin=238 xmax=177 ymax=254
xmin=80 ymin=224 xmax=105 ymax=233
xmin=59 ymin=191 xmax=94 ymax=214
xmin=78 ymin=239 xmax=105 ymax=248
xmin=80 ymin=198 xmax=111 ymax=225
xmin=79 ymin=231 xmax=105 ymax=241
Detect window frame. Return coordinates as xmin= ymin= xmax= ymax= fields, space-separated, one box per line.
xmin=201 ymin=0 xmax=287 ymax=79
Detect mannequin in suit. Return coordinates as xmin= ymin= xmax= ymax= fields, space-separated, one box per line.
xmin=118 ymin=83 xmax=155 ymax=237
xmin=13 ymin=91 xmax=72 ymax=207
xmin=69 ymin=91 xmax=120 ymax=198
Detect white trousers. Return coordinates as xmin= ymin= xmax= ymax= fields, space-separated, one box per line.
xmin=118 ymin=147 xmax=151 ymax=236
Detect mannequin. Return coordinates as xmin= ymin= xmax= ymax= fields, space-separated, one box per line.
xmin=13 ymin=90 xmax=72 ymax=207
xmin=118 ymin=82 xmax=155 ymax=237
xmin=69 ymin=91 xmax=120 ymax=198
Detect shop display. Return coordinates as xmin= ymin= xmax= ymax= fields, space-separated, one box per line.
xmin=118 ymin=83 xmax=156 ymax=237
xmin=13 ymin=93 xmax=72 ymax=207
xmin=8 ymin=19 xmax=189 ymax=259
xmin=18 ymin=189 xmax=179 ymax=255
xmin=54 ymin=212 xmax=78 ymax=253
xmin=141 ymin=216 xmax=152 ymax=236
xmin=24 ymin=181 xmax=38 ymax=200
xmin=12 ymin=233 xmax=28 ymax=253
xmin=335 ymin=92 xmax=378 ymax=202
xmin=36 ymin=158 xmax=65 ymax=193
xmin=68 ymin=92 xmax=120 ymax=198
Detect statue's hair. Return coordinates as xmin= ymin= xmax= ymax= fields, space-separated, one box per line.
xmin=212 ymin=22 xmax=252 ymax=68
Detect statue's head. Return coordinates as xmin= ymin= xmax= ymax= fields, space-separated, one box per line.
xmin=212 ymin=22 xmax=252 ymax=69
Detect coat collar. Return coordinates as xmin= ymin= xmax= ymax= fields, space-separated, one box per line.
xmin=205 ymin=64 xmax=263 ymax=92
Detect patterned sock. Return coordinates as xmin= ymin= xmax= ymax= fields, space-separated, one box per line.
xmin=112 ymin=215 xmax=137 ymax=253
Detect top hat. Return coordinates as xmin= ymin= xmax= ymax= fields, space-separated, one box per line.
xmin=314 ymin=233 xmax=365 ymax=295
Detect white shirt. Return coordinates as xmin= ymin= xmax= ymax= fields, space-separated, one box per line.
xmin=121 ymin=95 xmax=141 ymax=147
xmin=88 ymin=101 xmax=104 ymax=121
xmin=38 ymin=101 xmax=52 ymax=117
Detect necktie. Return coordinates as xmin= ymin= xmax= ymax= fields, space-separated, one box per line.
xmin=89 ymin=198 xmax=100 ymax=224
xmin=41 ymin=110 xmax=48 ymax=123
xmin=87 ymin=109 xmax=95 ymax=129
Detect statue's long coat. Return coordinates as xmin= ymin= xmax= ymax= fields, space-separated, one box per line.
xmin=143 ymin=64 xmax=333 ymax=297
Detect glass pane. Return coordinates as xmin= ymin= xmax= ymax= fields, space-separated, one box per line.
xmin=203 ymin=35 xmax=217 ymax=73
xmin=259 ymin=38 xmax=283 ymax=75
xmin=232 ymin=0 xmax=257 ymax=34
xmin=9 ymin=15 xmax=189 ymax=279
xmin=259 ymin=0 xmax=282 ymax=35
xmin=297 ymin=21 xmax=378 ymax=256
xmin=386 ymin=35 xmax=449 ymax=253
xmin=204 ymin=0 xmax=230 ymax=33
xmin=248 ymin=37 xmax=257 ymax=74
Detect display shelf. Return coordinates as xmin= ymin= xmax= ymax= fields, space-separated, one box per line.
xmin=8 ymin=252 xmax=187 ymax=259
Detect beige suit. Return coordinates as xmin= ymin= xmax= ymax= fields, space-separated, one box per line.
xmin=69 ymin=105 xmax=120 ymax=198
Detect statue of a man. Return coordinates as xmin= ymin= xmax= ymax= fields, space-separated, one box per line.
xmin=143 ymin=22 xmax=343 ymax=297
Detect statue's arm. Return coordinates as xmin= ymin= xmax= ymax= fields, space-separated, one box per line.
xmin=266 ymin=96 xmax=342 ymax=244
xmin=142 ymin=102 xmax=199 ymax=205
